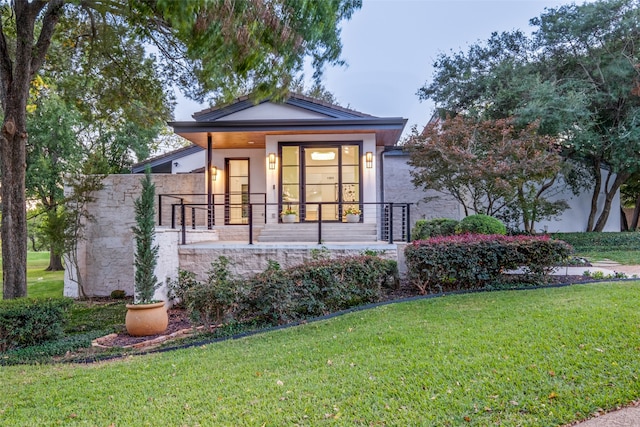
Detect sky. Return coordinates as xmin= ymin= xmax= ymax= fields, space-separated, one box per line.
xmin=173 ymin=0 xmax=580 ymax=137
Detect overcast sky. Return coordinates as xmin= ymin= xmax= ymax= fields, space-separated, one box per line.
xmin=174 ymin=0 xmax=582 ymax=137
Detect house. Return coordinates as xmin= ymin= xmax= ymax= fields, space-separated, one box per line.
xmin=63 ymin=94 xmax=621 ymax=299
xmin=63 ymin=94 xmax=416 ymax=299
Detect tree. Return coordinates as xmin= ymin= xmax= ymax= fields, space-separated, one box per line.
xmin=26 ymin=89 xmax=81 ymax=271
xmin=418 ymin=0 xmax=640 ymax=231
xmin=405 ymin=116 xmax=571 ymax=234
xmin=0 ymin=0 xmax=361 ymax=299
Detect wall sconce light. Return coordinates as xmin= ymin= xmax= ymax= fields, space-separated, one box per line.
xmin=365 ymin=151 xmax=373 ymax=169
xmin=211 ymin=166 xmax=217 ymax=181
xmin=268 ymin=153 xmax=276 ymax=170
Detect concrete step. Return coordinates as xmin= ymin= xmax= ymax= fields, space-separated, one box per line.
xmin=257 ymin=223 xmax=378 ymax=243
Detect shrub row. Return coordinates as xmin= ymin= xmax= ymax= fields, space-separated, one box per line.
xmin=550 ymin=232 xmax=640 ymax=251
xmin=0 ymin=298 xmax=73 ymax=352
xmin=411 ymin=215 xmax=507 ymax=241
xmin=405 ymin=234 xmax=573 ymax=294
xmin=170 ymin=255 xmax=399 ymax=327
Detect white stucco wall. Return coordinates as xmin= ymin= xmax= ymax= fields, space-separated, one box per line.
xmin=536 ymin=169 xmax=621 ymax=233
xmin=217 ymin=102 xmax=327 ymax=120
xmin=171 ymin=149 xmax=205 ymax=174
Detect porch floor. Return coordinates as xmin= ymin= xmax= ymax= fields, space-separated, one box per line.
xmin=181 ymin=240 xmax=400 ymax=250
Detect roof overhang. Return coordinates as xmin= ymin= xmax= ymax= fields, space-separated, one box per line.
xmin=168 ymin=118 xmax=408 ymax=149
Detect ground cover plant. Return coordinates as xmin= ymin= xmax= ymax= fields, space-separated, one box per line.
xmin=1 ymin=282 xmax=639 ymax=426
xmin=552 ymin=232 xmax=640 ymax=264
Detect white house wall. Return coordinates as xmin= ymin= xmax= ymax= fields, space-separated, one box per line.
xmin=536 ymin=168 xmax=621 ymax=233
xmin=265 ymin=133 xmax=378 ymax=224
xmin=171 ymin=149 xmax=205 ymax=174
xmin=217 ymin=102 xmax=328 ymax=120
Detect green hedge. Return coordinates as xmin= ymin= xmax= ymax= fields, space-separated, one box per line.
xmin=411 ymin=218 xmax=459 ymax=240
xmin=456 ymin=214 xmax=507 ymax=235
xmin=405 ymin=234 xmax=572 ymax=294
xmin=177 ymin=255 xmax=399 ymax=327
xmin=0 ymin=298 xmax=73 ymax=352
xmin=550 ymin=232 xmax=640 ymax=251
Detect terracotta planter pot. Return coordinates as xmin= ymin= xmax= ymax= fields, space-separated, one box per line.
xmin=346 ymin=213 xmax=360 ymax=223
xmin=125 ymin=301 xmax=168 ymax=337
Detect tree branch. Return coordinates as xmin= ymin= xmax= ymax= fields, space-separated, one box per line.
xmin=31 ymin=0 xmax=66 ymax=77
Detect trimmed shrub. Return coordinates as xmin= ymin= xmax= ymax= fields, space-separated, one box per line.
xmin=411 ymin=218 xmax=459 ymax=240
xmin=456 ymin=214 xmax=507 ymax=235
xmin=179 ymin=255 xmax=398 ymax=327
xmin=0 ymin=298 xmax=73 ymax=352
xmin=242 ymin=255 xmax=398 ymax=324
xmin=167 ymin=269 xmax=200 ymax=308
xmin=182 ymin=257 xmax=243 ymax=328
xmin=405 ymin=234 xmax=572 ymax=294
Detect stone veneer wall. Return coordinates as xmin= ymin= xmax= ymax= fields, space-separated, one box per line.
xmin=177 ymin=244 xmax=399 ymax=283
xmin=64 ymin=174 xmax=204 ymax=298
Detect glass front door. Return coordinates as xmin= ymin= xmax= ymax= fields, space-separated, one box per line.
xmin=280 ymin=144 xmax=360 ymax=222
xmin=225 ymin=159 xmax=249 ymax=224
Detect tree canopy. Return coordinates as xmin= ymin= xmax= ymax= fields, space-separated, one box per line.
xmin=0 ymin=0 xmax=362 ymax=299
xmin=418 ymin=0 xmax=640 ymax=231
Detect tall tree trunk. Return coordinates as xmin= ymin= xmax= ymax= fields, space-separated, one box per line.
xmin=630 ymin=193 xmax=640 ymax=230
xmin=0 ymin=0 xmax=64 ymax=298
xmin=586 ymin=160 xmax=602 ymax=232
xmin=1 ymin=126 xmax=28 ymax=299
xmin=594 ymin=172 xmax=629 ymax=232
xmin=46 ymin=249 xmax=64 ymax=271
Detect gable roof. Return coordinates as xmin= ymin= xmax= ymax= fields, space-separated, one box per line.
xmin=169 ymin=93 xmax=407 ymax=148
xmin=131 ymin=144 xmax=203 ymax=174
xmin=192 ymin=93 xmax=373 ymax=121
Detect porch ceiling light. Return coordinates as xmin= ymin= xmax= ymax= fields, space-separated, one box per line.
xmin=211 ymin=166 xmax=218 ymax=181
xmin=311 ymin=151 xmax=335 ymax=161
xmin=365 ymin=151 xmax=373 ymax=168
xmin=268 ymin=153 xmax=276 ymax=170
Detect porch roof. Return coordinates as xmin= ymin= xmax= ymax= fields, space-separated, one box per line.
xmin=168 ymin=117 xmax=408 ymax=149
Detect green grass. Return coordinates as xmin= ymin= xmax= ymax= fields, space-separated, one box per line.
xmin=575 ymin=250 xmax=640 ymax=265
xmin=2 ymin=282 xmax=640 ymax=426
xmin=0 ymin=251 xmax=64 ymax=299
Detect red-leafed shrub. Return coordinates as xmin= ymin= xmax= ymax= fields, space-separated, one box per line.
xmin=404 ymin=234 xmax=572 ymax=294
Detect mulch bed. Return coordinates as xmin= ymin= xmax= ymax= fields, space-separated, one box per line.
xmin=96 ymin=274 xmax=592 ymax=350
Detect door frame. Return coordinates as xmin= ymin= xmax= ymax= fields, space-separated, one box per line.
xmin=224 ymin=157 xmax=250 ymax=225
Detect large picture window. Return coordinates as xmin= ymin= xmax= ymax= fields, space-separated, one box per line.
xmin=280 ymin=143 xmax=361 ymax=222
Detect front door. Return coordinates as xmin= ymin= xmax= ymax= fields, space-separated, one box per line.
xmin=280 ymin=144 xmax=361 ymax=222
xmin=225 ymin=158 xmax=249 ymax=224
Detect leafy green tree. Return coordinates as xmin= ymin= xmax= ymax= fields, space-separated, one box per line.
xmin=406 ymin=116 xmax=571 ymax=234
xmin=26 ymin=90 xmax=81 ymax=271
xmin=0 ymin=0 xmax=361 ymax=299
xmin=419 ymin=0 xmax=640 ymax=231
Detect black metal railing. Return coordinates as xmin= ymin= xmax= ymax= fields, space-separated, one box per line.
xmin=158 ymin=194 xmax=411 ymax=245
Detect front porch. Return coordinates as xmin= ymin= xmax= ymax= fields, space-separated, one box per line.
xmin=156 ymin=192 xmax=412 ymax=244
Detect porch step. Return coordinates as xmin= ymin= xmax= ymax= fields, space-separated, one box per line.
xmin=257 ymin=223 xmax=378 ymax=243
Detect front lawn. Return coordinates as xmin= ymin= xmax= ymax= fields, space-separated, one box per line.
xmin=2 ymin=282 xmax=640 ymax=426
xmin=0 ymin=251 xmax=64 ymax=299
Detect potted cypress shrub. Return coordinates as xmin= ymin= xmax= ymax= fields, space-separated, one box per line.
xmin=125 ymin=169 xmax=168 ymax=337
